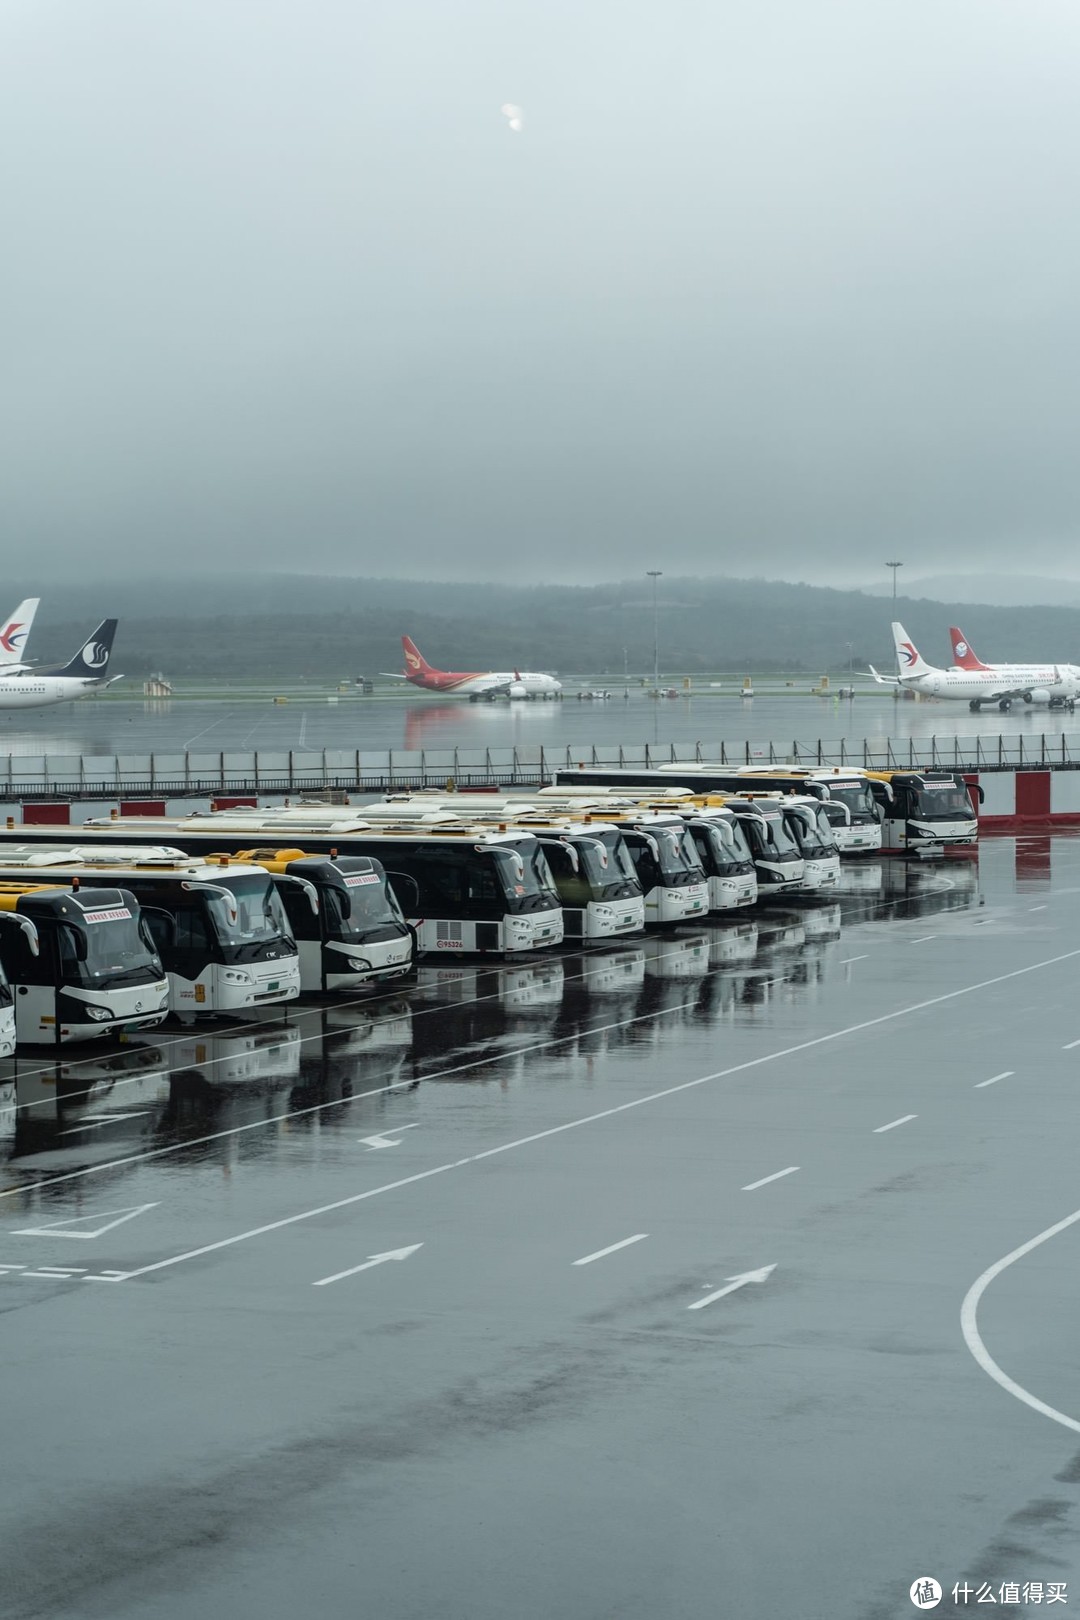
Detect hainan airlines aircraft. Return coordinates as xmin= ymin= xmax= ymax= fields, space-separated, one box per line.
xmin=947 ymin=626 xmax=1080 ymax=710
xmin=0 ymin=619 xmax=123 ymax=710
xmin=869 ymin=622 xmax=1080 ymax=711
xmin=387 ymin=635 xmax=561 ymax=700
xmin=0 ymin=598 xmax=40 ymax=672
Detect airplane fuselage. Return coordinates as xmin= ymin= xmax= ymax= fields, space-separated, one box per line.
xmin=902 ymin=668 xmax=1079 ymax=703
xmin=405 ymin=669 xmax=561 ymax=698
xmin=0 ymin=677 xmax=109 ymax=709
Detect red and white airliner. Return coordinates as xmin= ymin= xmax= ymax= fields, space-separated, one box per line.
xmin=387 ymin=636 xmax=561 ymax=701
xmin=947 ymin=626 xmax=1080 ymax=708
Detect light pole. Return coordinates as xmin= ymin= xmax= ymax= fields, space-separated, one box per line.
xmin=646 ymin=571 xmax=662 ymax=692
xmin=886 ymin=560 xmax=903 ymax=600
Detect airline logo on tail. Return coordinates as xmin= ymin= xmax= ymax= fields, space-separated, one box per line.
xmin=949 ymin=627 xmax=989 ymax=671
xmin=404 ymin=645 xmax=422 ymax=672
xmin=0 ymin=622 xmax=27 ymax=653
xmin=898 ymin=642 xmax=918 ymax=668
xmin=80 ymin=640 xmax=110 ymax=670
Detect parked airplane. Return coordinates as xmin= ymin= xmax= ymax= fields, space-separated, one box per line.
xmin=0 ymin=619 xmax=122 ymax=710
xmin=386 ymin=635 xmax=561 ymax=700
xmin=868 ymin=622 xmax=1079 ymax=712
xmin=947 ymin=626 xmax=1080 ymax=709
xmin=0 ymin=598 xmax=40 ymax=672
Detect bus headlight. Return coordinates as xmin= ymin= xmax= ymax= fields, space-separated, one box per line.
xmin=223 ymin=969 xmax=254 ymax=985
xmin=85 ymin=1006 xmax=113 ymax=1022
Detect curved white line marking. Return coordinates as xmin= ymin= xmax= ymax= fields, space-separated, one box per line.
xmin=961 ymin=1206 xmax=1080 ymax=1434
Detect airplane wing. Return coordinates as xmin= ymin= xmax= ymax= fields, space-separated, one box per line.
xmin=981 ymin=672 xmax=1063 ymax=702
xmin=864 ymin=665 xmax=901 ymax=687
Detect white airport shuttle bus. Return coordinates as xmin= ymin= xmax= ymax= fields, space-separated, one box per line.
xmin=862 ymin=772 xmax=979 ymax=852
xmin=0 ymin=849 xmax=301 ymax=1014
xmin=512 ymin=799 xmax=709 ymax=925
xmin=233 ymin=851 xmax=414 ymax=992
xmin=538 ymin=794 xmax=757 ymax=913
xmin=358 ymin=797 xmax=645 ymax=941
xmin=763 ymin=795 xmax=841 ymax=892
xmin=63 ymin=814 xmax=566 ymax=957
xmin=551 ymin=765 xmax=882 ymax=855
xmin=0 ymin=880 xmax=169 ymax=1046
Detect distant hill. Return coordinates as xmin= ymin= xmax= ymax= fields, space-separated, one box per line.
xmin=857 ymin=573 xmax=1080 ymax=608
xmin=10 ymin=573 xmax=1080 ymax=679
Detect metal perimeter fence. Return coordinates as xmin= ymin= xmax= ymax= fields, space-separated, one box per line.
xmin=0 ymin=734 xmax=1076 ymax=799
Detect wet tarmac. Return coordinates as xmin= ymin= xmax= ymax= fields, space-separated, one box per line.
xmin=3 ymin=837 xmax=1080 ymax=1618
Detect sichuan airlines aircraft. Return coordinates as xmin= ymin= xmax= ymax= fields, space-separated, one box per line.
xmin=0 ymin=598 xmax=40 ymax=672
xmin=0 ymin=619 xmax=123 ymax=710
xmin=947 ymin=626 xmax=1080 ymax=709
xmin=869 ymin=622 xmax=1079 ymax=711
xmin=387 ymin=635 xmax=561 ymax=700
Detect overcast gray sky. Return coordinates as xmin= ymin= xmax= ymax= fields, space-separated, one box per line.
xmin=3 ymin=0 xmax=1080 ymax=585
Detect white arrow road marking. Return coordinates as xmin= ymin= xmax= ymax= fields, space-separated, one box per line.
xmin=962 ymin=1207 xmax=1080 ymax=1435
xmin=573 ymin=1234 xmax=648 ymax=1267
xmin=357 ymin=1124 xmax=420 ymax=1150
xmin=313 ymin=1244 xmax=423 ymax=1288
xmin=975 ymin=1072 xmax=1014 ymax=1088
xmin=911 ymin=935 xmax=937 ymax=944
xmin=59 ymin=1112 xmax=151 ymax=1136
xmin=873 ymin=1114 xmax=917 ymax=1133
xmin=12 ymin=1203 xmax=159 ymax=1240
xmin=688 ymin=1265 xmax=776 ymax=1311
xmin=742 ymin=1167 xmax=799 ymax=1191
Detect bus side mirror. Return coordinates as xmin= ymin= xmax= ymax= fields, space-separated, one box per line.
xmin=386 ymin=872 xmax=420 ymax=914
xmin=0 ymin=915 xmax=40 ymax=957
xmin=874 ymin=803 xmax=884 ymax=822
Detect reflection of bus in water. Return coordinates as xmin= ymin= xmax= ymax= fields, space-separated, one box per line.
xmin=839 ymin=852 xmax=979 ymax=926
xmin=286 ymin=1002 xmax=415 ymax=1115
xmin=641 ymin=931 xmax=710 ymax=980
xmin=706 ymin=920 xmax=759 ymax=969
xmin=412 ymin=959 xmax=565 ymax=1013
xmin=835 ymin=861 xmax=885 ymax=896
xmin=163 ymin=1025 xmax=303 ymax=1088
xmin=801 ymin=903 xmax=842 ymax=945
xmin=562 ymin=946 xmax=646 ymax=998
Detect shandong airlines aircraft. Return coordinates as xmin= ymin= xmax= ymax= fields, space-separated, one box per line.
xmin=386 ymin=635 xmax=561 ymax=700
xmin=868 ymin=622 xmax=1079 ymax=712
xmin=0 ymin=619 xmax=122 ymax=710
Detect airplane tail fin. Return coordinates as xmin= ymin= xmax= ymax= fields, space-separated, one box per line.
xmin=401 ymin=635 xmax=436 ymax=677
xmin=56 ymin=619 xmax=118 ymax=680
xmin=891 ymin=622 xmax=933 ymax=678
xmin=0 ymin=598 xmax=39 ymax=666
xmin=949 ymin=626 xmax=989 ymax=671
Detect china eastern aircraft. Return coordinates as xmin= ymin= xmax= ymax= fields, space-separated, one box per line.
xmin=0 ymin=619 xmax=122 ymax=709
xmin=946 ymin=626 xmax=1080 ymax=710
xmin=868 ymin=622 xmax=1079 ymax=711
xmin=385 ymin=635 xmax=561 ymax=700
xmin=0 ymin=598 xmax=40 ymax=672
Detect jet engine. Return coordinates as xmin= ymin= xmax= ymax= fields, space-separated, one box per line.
xmin=1023 ymin=688 xmax=1052 ymax=705
xmin=508 ymin=682 xmax=529 ymax=699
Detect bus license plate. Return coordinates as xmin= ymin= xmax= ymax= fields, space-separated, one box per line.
xmin=267 ymin=981 xmax=280 ymax=992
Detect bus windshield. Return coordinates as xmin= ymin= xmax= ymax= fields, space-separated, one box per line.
xmin=822 ymin=783 xmax=876 ymax=820
xmin=491 ymin=842 xmax=560 ymax=912
xmin=60 ymin=912 xmax=163 ymax=990
xmin=703 ymin=818 xmax=753 ymax=869
xmin=652 ymin=824 xmax=705 ymax=881
xmin=323 ymin=877 xmax=401 ymax=940
xmin=786 ymin=809 xmax=833 ymax=857
xmin=912 ymin=784 xmax=974 ymax=820
xmin=206 ymin=875 xmax=294 ymax=961
xmin=743 ymin=812 xmax=799 ymax=860
xmin=576 ymin=831 xmax=640 ymax=900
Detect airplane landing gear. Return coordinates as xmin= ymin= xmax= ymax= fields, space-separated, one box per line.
xmin=998 ymin=699 xmax=1012 ymax=711
xmin=969 ymin=699 xmax=982 ymax=712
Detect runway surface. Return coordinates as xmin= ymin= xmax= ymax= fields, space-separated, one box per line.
xmin=1 ymin=836 xmax=1079 ymax=1618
